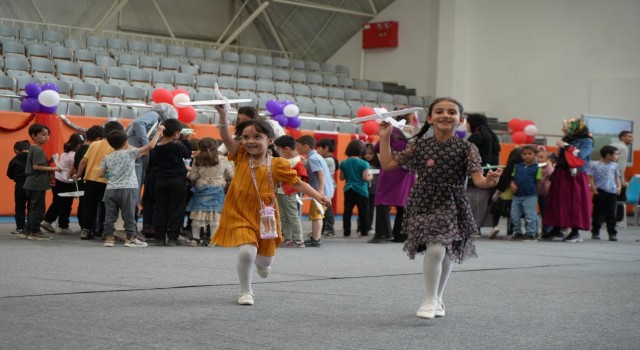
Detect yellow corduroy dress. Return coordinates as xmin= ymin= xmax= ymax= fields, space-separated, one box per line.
xmin=212 ymin=146 xmax=300 ymax=256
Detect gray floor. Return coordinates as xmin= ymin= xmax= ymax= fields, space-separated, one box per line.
xmin=0 ymin=219 xmax=639 ymax=350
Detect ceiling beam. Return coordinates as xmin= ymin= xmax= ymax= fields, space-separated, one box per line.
xmin=368 ymin=0 xmax=378 ymax=15
xmin=301 ymin=0 xmax=345 ymax=57
xmin=216 ymin=0 xmax=251 ymax=45
xmin=218 ymin=0 xmax=270 ymax=52
xmin=93 ymin=0 xmax=129 ymax=34
xmin=29 ymin=0 xmax=46 ymax=23
xmin=152 ymin=0 xmax=175 ymax=39
xmin=272 ymin=0 xmax=375 ymax=18
xmin=256 ymin=0 xmax=289 ymax=58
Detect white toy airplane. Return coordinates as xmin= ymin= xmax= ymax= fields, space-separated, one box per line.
xmin=176 ymin=99 xmax=252 ymax=107
xmin=176 ymin=83 xmax=251 ymax=108
xmin=482 ymin=163 xmax=548 ymax=170
xmin=350 ymin=107 xmax=423 ymax=129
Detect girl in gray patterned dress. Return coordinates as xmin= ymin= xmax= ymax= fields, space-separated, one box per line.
xmin=378 ymin=98 xmax=502 ymax=319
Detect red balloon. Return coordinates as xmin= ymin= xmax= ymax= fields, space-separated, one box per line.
xmin=357 ymin=106 xmax=375 ymax=118
xmin=177 ymin=106 xmax=197 ymax=123
xmin=152 ymin=89 xmax=173 ymax=104
xmin=525 ymin=135 xmax=535 ymax=144
xmin=172 ymin=88 xmax=189 ymax=97
xmin=511 ymin=131 xmax=528 ymax=144
xmin=521 ymin=119 xmax=534 ymax=128
xmin=508 ymin=118 xmax=524 ymax=132
xmin=361 ymin=120 xmax=379 ymax=135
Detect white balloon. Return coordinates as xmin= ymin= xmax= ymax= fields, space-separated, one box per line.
xmin=38 ymin=90 xmax=60 ymax=107
xmin=524 ymin=124 xmax=538 ymax=136
xmin=283 ymin=104 xmax=300 ymax=118
xmin=173 ymin=93 xmax=191 ymax=106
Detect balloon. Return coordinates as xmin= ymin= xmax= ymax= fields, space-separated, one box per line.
xmin=177 ymin=106 xmax=196 ymax=123
xmin=25 ymin=82 xmax=42 ymax=98
xmin=20 ymin=97 xmax=41 ymax=113
xmin=172 ymin=88 xmax=189 ymax=97
xmin=287 ymin=116 xmax=301 ymax=128
xmin=38 ymin=90 xmax=60 ymax=107
xmin=266 ymin=100 xmax=283 ymax=115
xmin=272 ymin=113 xmax=288 ymax=127
xmin=511 ymin=131 xmax=528 ymax=144
xmin=357 ymin=106 xmax=375 ymax=118
xmin=523 ymin=124 xmax=538 ymax=136
xmin=172 ymin=93 xmax=191 ymax=107
xmin=39 ymin=105 xmax=58 ymax=114
xmin=283 ymin=104 xmax=299 ymax=118
xmin=41 ymin=82 xmax=60 ymax=93
xmin=280 ymin=100 xmax=292 ymax=107
xmin=152 ymin=88 xmax=173 ymax=104
xmin=522 ymin=119 xmax=534 ymax=127
xmin=455 ymin=130 xmax=467 ymax=138
xmin=362 ymin=120 xmax=379 ymax=135
xmin=508 ymin=118 xmax=524 ymax=132
xmin=525 ymin=135 xmax=535 ymax=144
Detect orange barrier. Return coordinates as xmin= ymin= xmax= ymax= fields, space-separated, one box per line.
xmin=1 ymin=111 xmax=638 ymax=217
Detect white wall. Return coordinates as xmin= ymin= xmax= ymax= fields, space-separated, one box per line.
xmin=328 ymin=0 xmax=440 ymax=97
xmin=329 ymin=0 xmax=640 ymax=148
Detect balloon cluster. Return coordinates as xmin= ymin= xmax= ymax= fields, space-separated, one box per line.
xmin=20 ymin=82 xmax=61 ymax=114
xmin=508 ymin=118 xmax=538 ymax=144
xmin=151 ymin=88 xmax=197 ymax=123
xmin=265 ymin=100 xmax=301 ymax=129
xmin=356 ymin=106 xmax=377 ymax=135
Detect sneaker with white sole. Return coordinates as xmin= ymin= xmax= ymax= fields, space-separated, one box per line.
xmin=103 ymin=237 xmax=115 ymax=247
xmin=40 ymin=221 xmax=55 ymax=233
xmin=10 ymin=229 xmax=28 ymax=238
xmin=27 ymin=232 xmax=52 ymax=241
xmin=56 ymin=227 xmax=73 ymax=235
xmin=489 ymin=227 xmax=500 ymax=239
xmin=416 ymin=302 xmax=437 ymax=319
xmin=563 ymin=233 xmax=583 ymax=243
xmin=237 ymin=293 xmax=254 ymax=305
xmin=435 ymin=302 xmax=445 ymax=317
xmin=124 ymin=238 xmax=148 ymax=247
xmin=256 ymin=265 xmax=271 ymax=278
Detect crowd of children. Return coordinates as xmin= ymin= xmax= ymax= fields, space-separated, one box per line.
xmin=4 ymin=97 xmax=637 ymax=314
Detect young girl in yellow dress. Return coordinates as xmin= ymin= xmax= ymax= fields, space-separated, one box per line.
xmin=212 ymin=104 xmax=331 ymax=306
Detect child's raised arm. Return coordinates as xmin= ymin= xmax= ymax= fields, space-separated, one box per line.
xmin=138 ymin=125 xmax=165 ymax=154
xmin=378 ymin=122 xmax=399 ymax=170
xmin=214 ymin=105 xmax=237 ymax=157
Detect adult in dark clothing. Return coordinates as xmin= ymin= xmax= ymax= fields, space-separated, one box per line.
xmin=466 ymin=114 xmax=501 ymax=233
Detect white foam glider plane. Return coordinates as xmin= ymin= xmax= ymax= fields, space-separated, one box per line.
xmin=350 ymin=107 xmax=424 ymax=129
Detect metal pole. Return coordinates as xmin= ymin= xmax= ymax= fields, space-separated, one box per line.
xmin=218 ymin=1 xmax=270 ymax=52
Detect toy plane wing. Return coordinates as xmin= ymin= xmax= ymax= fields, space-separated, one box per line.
xmin=482 ymin=162 xmax=547 ymax=170
xmin=350 ymin=107 xmax=423 ymax=129
xmin=176 ymin=99 xmax=252 ymax=107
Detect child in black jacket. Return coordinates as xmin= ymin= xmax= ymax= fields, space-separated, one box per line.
xmin=6 ymin=140 xmax=31 ymax=237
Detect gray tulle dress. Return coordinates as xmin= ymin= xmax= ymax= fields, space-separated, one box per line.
xmin=393 ymin=136 xmax=482 ymax=263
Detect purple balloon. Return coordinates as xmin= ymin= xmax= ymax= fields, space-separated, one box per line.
xmin=20 ymin=97 xmax=41 ymax=113
xmin=39 ymin=105 xmax=58 ymax=114
xmin=25 ymin=82 xmax=42 ymax=98
xmin=266 ymin=100 xmax=283 ymax=115
xmin=272 ymin=113 xmax=288 ymax=127
xmin=41 ymin=82 xmax=60 ymax=93
xmin=287 ymin=116 xmax=301 ymax=129
xmin=455 ymin=130 xmax=466 ymax=138
xmin=280 ymin=100 xmax=291 ymax=107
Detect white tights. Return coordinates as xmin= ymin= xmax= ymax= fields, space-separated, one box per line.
xmin=191 ymin=213 xmax=221 ymax=241
xmin=422 ymin=243 xmax=453 ymax=306
xmin=237 ymin=244 xmax=274 ymax=295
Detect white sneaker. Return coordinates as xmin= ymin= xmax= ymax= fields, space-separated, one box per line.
xmin=435 ymin=302 xmax=445 ymax=317
xmin=256 ymin=265 xmax=271 ymax=278
xmin=237 ymin=293 xmax=254 ymax=305
xmin=489 ymin=227 xmax=500 ymax=239
xmin=124 ymin=238 xmax=148 ymax=247
xmin=416 ymin=302 xmax=437 ymax=319
xmin=56 ymin=227 xmax=73 ymax=234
